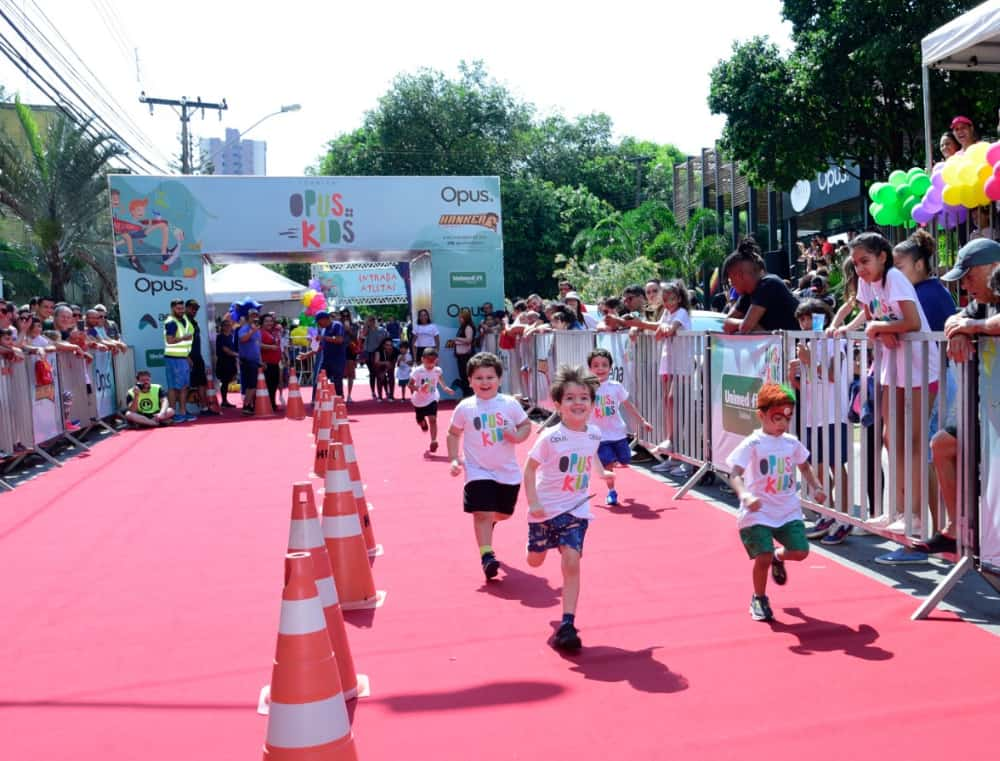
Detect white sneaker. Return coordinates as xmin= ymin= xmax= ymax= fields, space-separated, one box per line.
xmin=669 ymin=464 xmax=693 ymax=478
xmin=865 ymin=513 xmax=898 ymax=528
xmin=886 ymin=516 xmax=922 ymax=534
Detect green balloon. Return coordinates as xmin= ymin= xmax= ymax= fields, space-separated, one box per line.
xmin=896 ymin=186 xmax=912 ymax=204
xmin=869 ymin=182 xmax=887 ymax=202
xmin=888 ymin=169 xmax=908 ymax=187
xmin=902 ymin=196 xmax=919 ymax=217
xmin=906 ymin=167 xmax=926 ymax=182
xmin=875 ymin=184 xmax=898 ymax=204
xmin=909 ymin=174 xmax=931 ymax=197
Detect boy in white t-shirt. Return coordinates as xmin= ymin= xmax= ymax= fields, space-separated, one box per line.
xmin=524 ymin=364 xmax=603 ymax=651
xmin=447 ymin=352 xmax=534 ymax=579
xmin=407 ymin=347 xmax=456 ymax=452
xmin=586 ymin=348 xmax=652 ymax=506
xmin=726 ymin=383 xmax=826 ymax=622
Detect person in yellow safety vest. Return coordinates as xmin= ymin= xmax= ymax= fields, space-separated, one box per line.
xmin=163 ymin=298 xmax=195 ymax=422
xmin=124 ymin=369 xmax=174 ymax=427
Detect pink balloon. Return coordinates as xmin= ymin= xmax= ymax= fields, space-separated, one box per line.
xmin=986 ymin=176 xmax=1000 ymax=202
xmin=987 ymin=141 xmax=1000 ymax=166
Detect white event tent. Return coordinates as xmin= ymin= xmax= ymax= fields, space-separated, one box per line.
xmin=920 ymin=0 xmax=1000 ymax=165
xmin=206 ymin=262 xmax=306 ymax=320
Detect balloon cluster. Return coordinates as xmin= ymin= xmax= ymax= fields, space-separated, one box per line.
xmin=911 ymin=164 xmax=968 ymax=229
xmin=938 ymin=142 xmax=992 ymax=210
xmin=868 ymin=168 xmax=930 ymax=227
xmin=985 ymin=142 xmax=1000 ymax=202
xmin=298 ymin=288 xmax=328 ymax=328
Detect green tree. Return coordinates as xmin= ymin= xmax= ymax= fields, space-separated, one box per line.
xmin=649 ymin=207 xmax=728 ymax=285
xmin=708 ymin=1 xmax=992 ymax=189
xmin=0 ymin=100 xmax=125 ymax=301
xmin=317 ymin=61 xmax=533 ymax=177
xmin=552 ymin=254 xmax=661 ymax=304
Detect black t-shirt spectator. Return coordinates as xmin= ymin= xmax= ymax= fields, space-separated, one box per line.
xmin=734 ymin=274 xmax=800 ymax=331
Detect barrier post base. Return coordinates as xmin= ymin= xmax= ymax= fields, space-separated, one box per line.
xmin=673 ymin=463 xmax=711 ymax=501
xmin=911 ymin=553 xmax=974 ymax=621
xmin=341 ymin=589 xmax=387 ymax=611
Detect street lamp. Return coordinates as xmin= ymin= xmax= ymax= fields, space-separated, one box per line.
xmin=202 ymin=104 xmax=302 ymax=174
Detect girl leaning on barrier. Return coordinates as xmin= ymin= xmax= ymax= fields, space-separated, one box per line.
xmin=833 ymin=232 xmax=939 ymax=534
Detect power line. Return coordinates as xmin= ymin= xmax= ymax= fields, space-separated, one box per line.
xmin=140 ymin=93 xmax=228 ymax=174
xmin=0 ymin=2 xmax=167 ymax=172
xmin=3 ymin=0 xmax=172 ymax=169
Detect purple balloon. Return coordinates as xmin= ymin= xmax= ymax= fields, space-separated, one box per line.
xmin=911 ymin=203 xmax=934 ymax=225
xmin=931 ymin=170 xmax=946 ymax=190
xmin=308 ymin=278 xmax=322 ymax=290
xmin=941 ymin=204 xmax=968 ymax=229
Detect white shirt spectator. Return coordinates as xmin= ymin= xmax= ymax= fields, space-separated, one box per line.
xmin=412 ymin=322 xmax=440 ymax=348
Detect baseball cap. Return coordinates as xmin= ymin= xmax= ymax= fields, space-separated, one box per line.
xmin=941 ymin=238 xmax=1000 ymax=281
xmin=315 ymin=311 xmax=330 ymax=320
xmin=563 ymin=291 xmax=582 ymax=302
xmin=950 ymin=115 xmax=973 ymax=129
xmin=93 ymin=303 xmax=107 ymax=312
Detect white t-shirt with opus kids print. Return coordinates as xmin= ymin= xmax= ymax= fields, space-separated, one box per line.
xmin=449 ymin=394 xmax=528 ymax=485
xmin=726 ymin=430 xmax=809 ymax=530
xmin=409 ymin=366 xmax=443 ymax=408
xmin=526 ymin=423 xmax=601 ymax=522
xmin=591 ymin=380 xmax=629 ymax=442
xmin=857 ymin=268 xmax=939 ymax=388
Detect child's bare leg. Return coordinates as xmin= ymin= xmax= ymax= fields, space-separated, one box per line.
xmin=753 ymin=553 xmax=771 ymax=596
xmin=526 ymin=550 xmax=546 ymax=568
xmin=494 ymin=511 xmax=512 ymax=523
xmin=559 ymin=547 xmax=582 ymax=615
xmin=428 ymin=416 xmax=438 ymax=442
xmin=662 ymin=374 xmax=674 ymax=446
xmin=775 ymin=546 xmax=808 ymax=563
xmin=473 ymin=512 xmax=494 ymax=549
xmin=603 ymin=466 xmax=615 ymax=491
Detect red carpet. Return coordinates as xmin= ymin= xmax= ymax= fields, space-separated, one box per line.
xmin=1 ymin=386 xmax=998 ymax=760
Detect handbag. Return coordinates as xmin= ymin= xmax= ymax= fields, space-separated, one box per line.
xmin=35 ymin=357 xmax=54 ymax=386
xmin=498 ymin=329 xmax=516 ymax=350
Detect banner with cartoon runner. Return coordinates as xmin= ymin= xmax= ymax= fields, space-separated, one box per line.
xmin=980 ymin=337 xmax=1000 ymax=571
xmin=709 ymin=333 xmax=785 ymax=472
xmin=108 ymin=176 xmax=504 ymax=386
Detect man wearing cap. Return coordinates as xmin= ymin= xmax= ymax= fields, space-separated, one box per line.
xmin=950 ymin=116 xmax=980 ymax=152
xmin=315 ymin=310 xmax=346 ymax=397
xmin=916 ymin=239 xmax=1000 ymax=555
xmin=237 ymin=306 xmax=263 ymax=415
xmin=163 ymin=298 xmax=196 ymax=422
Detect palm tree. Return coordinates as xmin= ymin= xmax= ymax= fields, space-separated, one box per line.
xmin=0 ymin=99 xmax=126 ymax=301
xmin=650 ymin=207 xmax=728 ymax=286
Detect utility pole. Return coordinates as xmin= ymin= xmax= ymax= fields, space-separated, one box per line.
xmin=139 ymin=93 xmax=228 ymax=174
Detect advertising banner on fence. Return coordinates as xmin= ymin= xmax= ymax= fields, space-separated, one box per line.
xmin=709 ymin=334 xmax=785 ymax=470
xmin=313 ymin=265 xmax=409 ymax=304
xmin=980 ymin=338 xmax=1000 ymax=571
xmin=93 ymin=350 xmax=117 ymax=418
xmin=109 ymin=176 xmax=505 ymax=385
xmin=30 ymin=353 xmax=62 ymax=443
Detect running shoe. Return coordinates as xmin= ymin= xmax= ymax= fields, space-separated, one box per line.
xmin=650 ymin=460 xmax=674 ymax=473
xmin=913 ymin=532 xmax=957 ymax=554
xmin=770 ymin=553 xmax=787 ymax=585
xmin=481 ymin=551 xmax=500 ymax=580
xmin=820 ymin=523 xmax=852 ymax=545
xmin=807 ymin=517 xmax=836 ymax=539
xmin=429 ymin=441 xmax=439 ymax=452
xmin=606 ymin=489 xmax=619 ymax=506
xmin=749 ymin=595 xmax=773 ymax=622
xmin=553 ymin=622 xmax=582 ymax=651
xmin=886 ymin=516 xmax=922 ymax=535
xmin=874 ymin=547 xmax=930 ymax=565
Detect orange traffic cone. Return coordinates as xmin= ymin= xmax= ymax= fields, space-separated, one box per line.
xmin=312 ymin=404 xmax=334 ymax=484
xmin=288 ymin=483 xmax=366 ymax=700
xmin=261 ymin=552 xmax=359 ymax=761
xmin=334 ymin=404 xmax=380 ymax=557
xmin=204 ymin=365 xmax=221 ymax=412
xmin=312 ymin=383 xmax=327 ymax=436
xmin=255 ymin=367 xmax=274 ymax=417
xmin=322 ymin=443 xmax=385 ymax=610
xmin=286 ymin=368 xmax=306 ymax=420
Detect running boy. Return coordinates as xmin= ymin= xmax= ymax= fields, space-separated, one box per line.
xmin=447 ymin=352 xmax=533 ymax=579
xmin=586 ymin=348 xmax=652 ymax=506
xmin=726 ymin=383 xmax=826 ymax=622
xmin=408 ymin=347 xmax=455 ymax=452
xmin=524 ymin=364 xmax=603 ymax=651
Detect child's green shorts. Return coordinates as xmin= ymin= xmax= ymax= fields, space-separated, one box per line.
xmin=739 ymin=519 xmax=808 ymax=559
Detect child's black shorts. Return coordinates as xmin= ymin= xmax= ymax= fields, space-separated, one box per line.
xmin=463 ymin=479 xmax=520 ymax=515
xmin=414 ymin=401 xmax=438 ymax=422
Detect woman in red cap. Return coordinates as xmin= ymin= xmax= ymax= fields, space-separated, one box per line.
xmin=950 ymin=116 xmax=979 ymax=152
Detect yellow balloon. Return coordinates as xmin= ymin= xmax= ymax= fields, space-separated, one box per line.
xmin=960 ymin=185 xmax=979 ymax=208
xmin=957 ymin=160 xmax=977 ymax=186
xmin=302 ymin=289 xmax=316 ymax=307
xmin=942 ymin=185 xmax=962 ymax=206
xmin=966 ymin=141 xmax=989 ymax=164
xmin=978 ymin=163 xmax=993 ymax=183
xmin=941 ymin=158 xmax=961 ymax=185
xmin=290 ymin=325 xmax=309 ymax=346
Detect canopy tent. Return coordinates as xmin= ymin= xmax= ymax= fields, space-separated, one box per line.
xmin=206 ymin=262 xmax=306 ymax=320
xmin=922 ymin=0 xmax=1000 ymax=72
xmin=920 ymin=1 xmax=1000 ymax=169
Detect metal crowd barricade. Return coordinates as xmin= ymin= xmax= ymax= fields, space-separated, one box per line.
xmin=55 ymin=353 xmax=99 ymax=445
xmin=113 ymin=347 xmax=136 ymax=414
xmin=0 ymin=358 xmax=36 ymax=488
xmin=665 ymin=331 xmax=711 ymax=496
xmin=630 ymin=333 xmax=663 ymax=449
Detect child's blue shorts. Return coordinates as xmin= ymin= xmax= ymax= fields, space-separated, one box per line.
xmin=597 ymin=437 xmax=631 ymax=467
xmin=528 ymin=512 xmax=589 ymax=555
